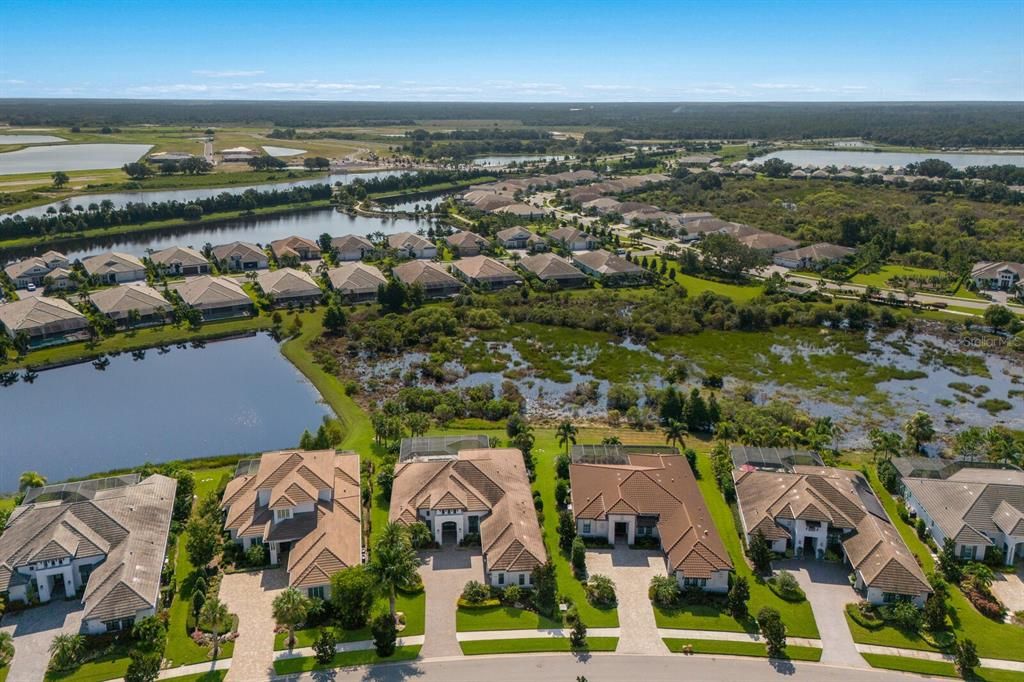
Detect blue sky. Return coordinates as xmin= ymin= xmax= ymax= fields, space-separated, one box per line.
xmin=1 ymin=0 xmax=1022 ymax=101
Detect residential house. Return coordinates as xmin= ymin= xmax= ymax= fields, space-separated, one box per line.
xmin=679 ymin=217 xmax=734 ymax=242
xmin=327 ymin=263 xmax=388 ymax=302
xmin=450 ymin=256 xmax=521 ymax=290
xmin=220 ymin=146 xmax=257 ymax=163
xmin=89 ymin=285 xmax=170 ymax=327
xmin=547 ymin=227 xmax=600 ymax=252
xmin=388 ymin=232 xmax=437 ymax=260
xmin=222 ymin=450 xmax=362 ymax=599
xmin=0 ymin=474 xmax=176 ymax=634
xmin=730 ymin=446 xmax=824 ymax=471
xmin=4 ymin=250 xmax=69 ymax=289
xmin=82 ymin=252 xmax=146 ymax=284
xmin=392 ymin=261 xmax=462 ymax=298
xmin=737 ymin=232 xmax=801 ymax=254
xmin=582 ymin=197 xmax=622 ymax=214
xmin=734 ymin=466 xmax=931 ymax=605
xmin=518 ymin=253 xmax=589 ymax=288
xmin=971 ymin=262 xmax=1024 ymax=293
xmin=256 ymin=268 xmax=322 ymax=307
xmin=271 ymin=236 xmax=322 ymax=263
xmin=573 ymin=250 xmax=646 ymax=285
xmin=172 ymin=275 xmax=253 ymax=320
xmin=0 ymin=296 xmax=89 ymax=347
xmin=901 ymin=465 xmax=1024 ymax=565
xmin=570 ymin=446 xmax=733 ymax=590
xmin=774 ymin=243 xmax=856 ymax=270
xmin=390 ymin=443 xmax=546 ymax=588
xmin=212 ymin=241 xmax=268 ymax=272
xmin=495 ymin=226 xmax=547 ymax=252
xmin=45 ymin=267 xmax=77 ymax=292
xmin=149 ymin=246 xmax=210 ymax=276
xmin=331 ymin=234 xmax=374 ymax=262
xmin=446 ymin=230 xmax=489 ymax=258
xmin=494 ymin=203 xmax=548 ymax=219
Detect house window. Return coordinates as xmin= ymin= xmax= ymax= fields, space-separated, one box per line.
xmin=251 ymin=537 xmax=264 ymax=546
xmin=468 ymin=516 xmax=479 ymax=534
xmin=79 ymin=562 xmax=95 ymax=584
xmin=275 ymin=508 xmax=292 ymax=521
xmin=105 ymin=617 xmax=134 ymax=632
xmin=582 ymin=521 xmax=591 ymax=534
xmin=308 ymin=586 xmax=326 ymax=600
xmin=959 ymin=545 xmax=977 ymax=560
xmin=519 ymin=573 xmax=526 ymax=586
xmin=683 ymin=577 xmax=708 ymax=588
xmin=498 ymin=573 xmax=505 ymax=585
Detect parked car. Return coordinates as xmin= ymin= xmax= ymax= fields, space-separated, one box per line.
xmin=26 ymin=283 xmax=36 ymax=291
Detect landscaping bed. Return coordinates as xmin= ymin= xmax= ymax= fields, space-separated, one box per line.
xmin=272 ymin=645 xmax=421 ymax=675
xmin=460 ymin=637 xmax=619 ymax=655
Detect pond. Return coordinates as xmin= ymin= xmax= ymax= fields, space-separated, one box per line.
xmin=376 ymin=190 xmax=457 ymax=213
xmin=760 ymin=149 xmax=1024 ymax=170
xmin=0 ymin=333 xmax=332 ymax=493
xmin=4 ymin=207 xmax=433 ymax=262
xmin=8 ymin=170 xmax=410 ymax=218
xmin=263 ymin=145 xmax=307 ymax=157
xmin=472 ymin=154 xmax=571 ymax=166
xmin=0 ymin=143 xmax=154 ymax=175
xmin=0 ymin=134 xmax=67 ymax=144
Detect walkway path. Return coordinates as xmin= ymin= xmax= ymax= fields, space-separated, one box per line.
xmin=776 ymin=560 xmax=866 ymax=667
xmin=656 ymin=627 xmax=822 ymax=648
xmin=855 ymin=644 xmax=1024 ymax=673
xmin=220 ymin=567 xmax=289 ymax=682
xmin=585 ymin=546 xmax=668 ymax=654
xmin=417 ymin=548 xmax=483 ymax=658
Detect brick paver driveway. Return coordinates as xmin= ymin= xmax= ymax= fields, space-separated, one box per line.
xmin=990 ymin=564 xmax=1024 ymax=616
xmin=0 ymin=599 xmax=83 ymax=682
xmin=774 ymin=559 xmax=865 ymax=667
xmin=585 ymin=546 xmax=667 ymax=654
xmin=220 ymin=567 xmax=289 ymax=682
xmin=418 ymin=547 xmax=483 ymax=658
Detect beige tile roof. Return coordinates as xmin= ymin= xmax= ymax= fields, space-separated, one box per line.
xmin=256 ymin=268 xmax=321 ymax=298
xmin=391 ymin=448 xmax=545 ymax=574
xmin=450 ymin=256 xmax=520 ymax=283
xmin=271 ymin=236 xmax=321 ymax=260
xmin=737 ymin=232 xmax=800 ymax=251
xmin=495 ymin=226 xmax=535 ymax=242
xmin=150 ymin=246 xmax=209 ymax=268
xmin=331 ymin=234 xmax=373 ymax=253
xmin=173 ymin=275 xmax=250 ymax=310
xmin=0 ymin=474 xmax=176 ymax=623
xmin=89 ymin=285 xmax=170 ymax=318
xmin=82 ymin=252 xmax=145 ymax=276
xmin=571 ymin=455 xmax=731 ymax=578
xmin=735 ymin=467 xmax=930 ymax=596
xmin=573 ymin=250 xmax=643 ymax=276
xmin=392 ymin=260 xmax=460 ymax=290
xmin=4 ymin=257 xmax=50 ymax=280
xmin=519 ymin=253 xmax=587 ymax=281
xmin=903 ymin=474 xmax=1024 ymax=547
xmin=222 ymin=450 xmax=362 ymax=589
xmin=327 ymin=262 xmax=387 ymax=296
xmin=387 ymin=232 xmax=433 ymax=251
xmin=0 ymin=296 xmax=88 ymax=334
xmin=446 ymin=231 xmax=488 ymax=250
xmin=775 ymin=243 xmax=855 ymax=262
xmin=211 ymin=241 xmax=265 ymax=262
xmin=971 ymin=261 xmax=1024 ymax=280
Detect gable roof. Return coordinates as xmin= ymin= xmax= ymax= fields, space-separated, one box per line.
xmin=573 ymin=249 xmax=643 ymax=275
xmin=256 ymin=268 xmax=320 ymax=297
xmin=331 ymin=234 xmax=373 ymax=252
xmin=0 ymin=296 xmax=88 ymax=334
xmin=571 ymin=454 xmax=731 ymax=577
xmin=392 ymin=260 xmax=460 ymax=289
xmin=89 ymin=285 xmax=170 ymax=317
xmin=4 ymin=257 xmax=52 ymax=280
xmin=391 ymin=448 xmax=546 ymax=574
xmin=971 ymin=261 xmax=1024 ymax=280
xmin=388 ymin=232 xmax=433 ymax=251
xmin=82 ymin=252 xmax=145 ymax=276
xmin=775 ymin=243 xmax=855 ymax=262
xmin=903 ymin=473 xmax=1024 ymax=546
xmin=150 ymin=246 xmax=209 ymax=268
xmin=172 ymin=275 xmax=250 ymax=309
xmin=327 ymin=262 xmax=387 ymax=295
xmin=271 ymin=236 xmax=321 ymax=260
xmin=211 ymin=241 xmax=265 ymax=262
xmin=446 ymin=231 xmax=488 ymax=249
xmin=519 ymin=253 xmax=586 ymax=281
xmin=450 ymin=256 xmax=519 ymax=282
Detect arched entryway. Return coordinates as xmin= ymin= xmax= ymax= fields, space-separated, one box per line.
xmin=441 ymin=521 xmax=458 ymax=545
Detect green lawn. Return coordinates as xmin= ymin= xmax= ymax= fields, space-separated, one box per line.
xmin=459 ymin=637 xmax=619 ymax=655
xmin=860 ymin=654 xmax=1021 ymax=682
xmin=160 ymin=672 xmax=228 ymax=682
xmin=844 ymin=610 xmax=940 ymax=652
xmin=164 ymin=465 xmax=237 ymax=668
xmin=850 ymin=264 xmax=948 ymax=289
xmin=861 ymin=469 xmax=1024 ymax=662
xmin=662 ymin=638 xmax=822 ymax=662
xmin=647 ymin=256 xmax=763 ymax=303
xmin=272 ymin=645 xmax=421 ymax=675
xmin=456 ymin=605 xmax=562 ymax=632
xmin=43 ymin=650 xmax=131 ymax=682
xmin=654 ymin=445 xmax=818 ymax=639
xmin=273 ymin=590 xmax=425 ymax=651
xmin=0 ymin=666 xmax=8 ymax=682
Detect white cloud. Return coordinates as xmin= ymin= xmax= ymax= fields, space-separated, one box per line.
xmin=192 ymin=69 xmax=265 ymax=78
xmin=583 ymin=84 xmax=646 ymax=92
xmin=2 ymin=79 xmax=26 ymax=85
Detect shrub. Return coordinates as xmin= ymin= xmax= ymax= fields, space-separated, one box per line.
xmin=245 ymin=544 xmax=267 ymax=567
xmin=569 ymin=619 xmax=587 ymax=650
xmin=555 ymin=454 xmax=571 ymax=479
xmin=923 ymin=593 xmax=948 ymax=632
xmin=748 ymin=531 xmax=772 ymax=574
xmin=954 ymin=638 xmax=979 ymax=677
xmin=882 ymin=601 xmax=921 ymax=631
xmin=371 ymin=613 xmax=397 ymax=657
xmin=557 ymin=510 xmax=576 ymax=552
xmin=408 ymin=522 xmax=433 ymax=549
xmin=313 ymin=628 xmax=337 ymax=665
xmin=48 ymin=633 xmax=86 ymax=671
xmin=585 ymin=574 xmax=617 ymax=607
xmin=756 ymin=607 xmax=786 ymax=657
xmin=125 ymin=650 xmax=161 ymax=682
xmin=649 ymin=575 xmax=680 ymax=607
xmin=330 ymin=565 xmax=377 ymax=630
xmin=770 ymin=570 xmax=805 ymax=601
xmin=962 ymin=583 xmax=1005 ymax=620
xmin=915 ymin=517 xmax=927 ymax=540
xmin=461 ymin=580 xmax=490 ymax=605
xmin=983 ymin=546 xmax=1005 ymax=567
xmin=502 ymin=585 xmax=523 ymax=605
xmin=571 ymin=536 xmax=586 ymax=578
xmin=554 ymin=479 xmax=570 ymax=509
xmin=727 ymin=576 xmax=750 ymax=618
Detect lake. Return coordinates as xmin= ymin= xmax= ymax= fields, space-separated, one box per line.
xmin=0 ymin=134 xmax=67 ymax=144
xmin=761 ymin=149 xmax=1024 ymax=169
xmin=3 ymin=207 xmax=431 ymax=262
xmin=0 ymin=333 xmax=333 ymax=493
xmin=263 ymin=145 xmax=307 ymax=157
xmin=0 ymin=143 xmax=154 ymax=175
xmin=472 ymin=154 xmax=570 ymax=166
xmin=7 ymin=170 xmax=410 ymax=218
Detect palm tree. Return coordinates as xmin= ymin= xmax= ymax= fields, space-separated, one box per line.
xmin=663 ymin=419 xmax=687 ymax=452
xmin=556 ymin=420 xmax=578 ymax=455
xmin=369 ymin=523 xmax=420 ymax=621
xmin=272 ymin=587 xmax=311 ymax=650
xmin=199 ymin=596 xmax=230 ymax=658
xmin=19 ymin=471 xmax=46 ymax=492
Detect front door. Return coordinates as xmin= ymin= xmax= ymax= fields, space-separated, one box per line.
xmin=441 ymin=521 xmax=458 ymax=546
xmin=614 ymin=522 xmax=629 ymax=544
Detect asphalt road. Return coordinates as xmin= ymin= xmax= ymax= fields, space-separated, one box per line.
xmin=283 ymin=652 xmax=947 ymax=682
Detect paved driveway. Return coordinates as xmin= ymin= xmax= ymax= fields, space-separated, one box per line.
xmin=585 ymin=546 xmax=667 ymax=654
xmin=774 ymin=560 xmax=865 ymax=667
xmin=0 ymin=599 xmax=83 ymax=682
xmin=220 ymin=567 xmax=288 ymax=682
xmin=418 ymin=547 xmax=483 ymax=658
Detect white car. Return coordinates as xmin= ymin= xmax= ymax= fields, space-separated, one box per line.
xmin=26 ymin=283 xmax=36 ymax=291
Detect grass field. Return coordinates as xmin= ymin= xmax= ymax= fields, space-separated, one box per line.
xmin=272 ymin=645 xmax=421 ymax=675
xmin=646 ymin=255 xmax=764 ymax=303
xmin=161 ymin=672 xmax=228 ymax=682
xmin=662 ymin=638 xmax=822 ymax=661
xmin=459 ymin=636 xmax=619 ymax=655
xmin=860 ymin=654 xmax=1021 ymax=681
xmin=455 ymin=605 xmax=562 ymax=632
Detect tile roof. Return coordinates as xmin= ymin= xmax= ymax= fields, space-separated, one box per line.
xmin=388 ymin=232 xmax=434 ymax=251
xmin=446 ymin=231 xmax=488 ymax=250
xmin=82 ymin=252 xmax=145 ymax=276
xmin=256 ymin=268 xmax=321 ymax=298
xmin=173 ymin=275 xmax=250 ymax=310
xmin=971 ymin=261 xmax=1024 ymax=280
xmin=775 ymin=243 xmax=855 ymax=262
xmin=573 ymin=249 xmax=643 ymax=276
xmin=330 ymin=234 xmax=373 ymax=252
xmin=150 ymin=246 xmax=209 ymax=268
xmin=327 ymin=262 xmax=387 ymax=296
xmin=392 ymin=260 xmax=460 ymax=290
xmin=571 ymin=455 xmax=732 ymax=578
xmin=0 ymin=296 xmax=88 ymax=334
xmin=270 ymin=236 xmax=321 ymax=260
xmin=89 ymin=285 xmax=170 ymax=318
xmin=519 ymin=253 xmax=587 ymax=281
xmin=211 ymin=241 xmax=265 ymax=262
xmin=903 ymin=473 xmax=1024 ymax=547
xmin=450 ymin=256 xmax=520 ymax=283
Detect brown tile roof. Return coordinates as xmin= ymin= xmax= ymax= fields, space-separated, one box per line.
xmin=222 ymin=450 xmax=362 ymax=589
xmin=519 ymin=253 xmax=587 ymax=282
xmin=390 ymin=448 xmax=545 ymax=574
xmin=446 ymin=231 xmax=488 ymax=250
xmin=775 ymin=243 xmax=855 ymax=262
xmin=735 ymin=467 xmax=930 ymax=597
xmin=211 ymin=241 xmax=265 ymax=262
xmin=570 ymin=455 xmax=731 ymax=578
xmin=573 ymin=250 xmax=643 ymax=276
xmin=82 ymin=252 xmax=145 ymax=276
xmin=270 ymin=236 xmax=321 ymax=260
